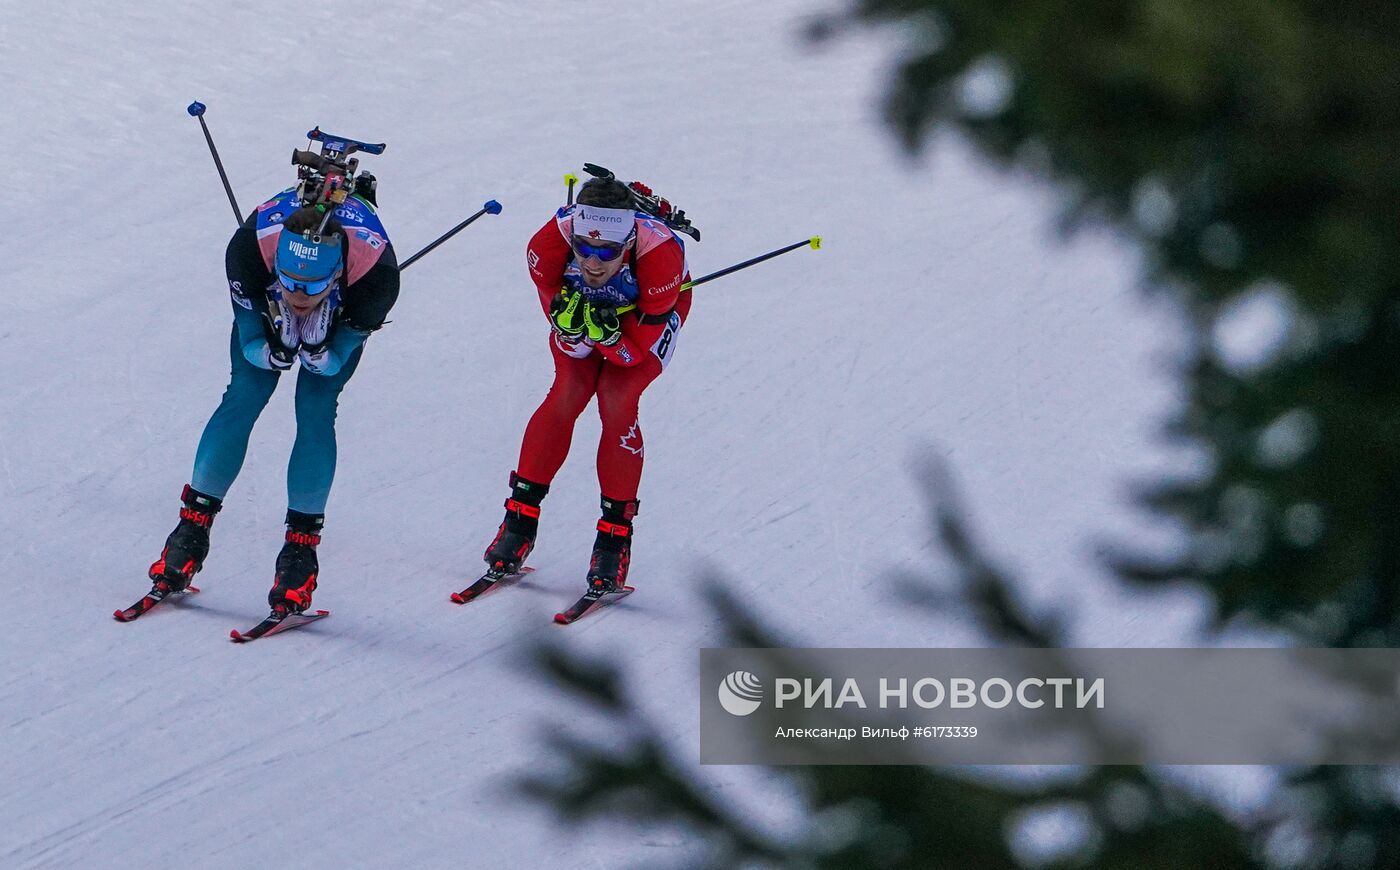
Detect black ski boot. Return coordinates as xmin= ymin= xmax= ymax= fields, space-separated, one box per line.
xmin=483 ymin=473 xmax=549 ymax=574
xmin=586 ymin=496 xmax=638 ymax=593
xmin=268 ymin=511 xmax=322 ymax=615
xmin=148 ymin=485 xmax=223 ymax=593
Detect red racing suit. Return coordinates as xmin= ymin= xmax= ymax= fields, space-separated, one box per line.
xmin=514 ymin=207 xmax=692 ymax=500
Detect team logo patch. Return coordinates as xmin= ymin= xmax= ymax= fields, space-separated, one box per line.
xmin=619 ymin=420 xmax=644 ymax=457
xmin=229 ymin=280 xmax=252 ymax=308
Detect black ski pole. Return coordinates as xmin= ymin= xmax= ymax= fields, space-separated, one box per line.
xmin=187 ymin=101 xmax=244 ymax=226
xmin=565 ymin=172 xmax=579 ymax=205
xmin=400 ymin=200 xmax=503 ymax=271
xmin=683 ymin=236 xmax=821 ymax=290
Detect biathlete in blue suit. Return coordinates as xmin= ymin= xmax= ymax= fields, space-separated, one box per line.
xmin=143 ymin=187 xmax=399 ymax=616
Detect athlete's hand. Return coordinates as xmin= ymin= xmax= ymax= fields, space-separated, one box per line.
xmin=298 ymin=346 xmax=331 ymax=374
xmin=550 ymin=291 xmax=587 ymax=340
xmin=263 ymin=295 xmax=302 ymax=367
xmin=269 ymin=296 xmax=302 ymax=349
xmin=583 ymin=303 xmax=621 ymax=346
xmin=267 ymin=344 xmax=297 ymax=371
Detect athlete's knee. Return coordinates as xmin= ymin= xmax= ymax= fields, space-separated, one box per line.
xmin=294 ymin=385 xmax=342 ymax=432
xmin=541 ymin=381 xmax=595 ymax=421
xmin=218 ymin=372 xmax=277 ymax=416
xmin=596 ymin=388 xmax=641 ymax=428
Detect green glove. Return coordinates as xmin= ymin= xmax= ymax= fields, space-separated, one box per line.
xmin=550 ymin=291 xmax=586 ymax=340
xmin=584 ymin=304 xmax=622 ymax=346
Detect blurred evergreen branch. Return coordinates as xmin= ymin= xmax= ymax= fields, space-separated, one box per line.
xmin=808 ymin=0 xmax=1400 ymax=639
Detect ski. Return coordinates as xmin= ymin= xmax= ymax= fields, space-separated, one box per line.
xmin=230 ymin=609 xmax=330 ymax=643
xmin=113 ymin=586 xmax=199 ymax=622
xmin=450 ymin=566 xmax=534 ymax=604
xmin=553 ymin=585 xmax=635 ymax=625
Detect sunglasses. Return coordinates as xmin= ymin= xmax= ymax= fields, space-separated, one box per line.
xmin=572 ymin=236 xmax=629 ymax=262
xmin=276 ymin=270 xmax=340 ymax=297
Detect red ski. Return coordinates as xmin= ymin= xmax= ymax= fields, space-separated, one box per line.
xmin=450 ymin=567 xmax=534 ymax=604
xmin=230 ymin=609 xmax=330 ymax=643
xmin=114 ymin=586 xmax=199 ymax=622
xmin=554 ymin=586 xmax=634 ymax=625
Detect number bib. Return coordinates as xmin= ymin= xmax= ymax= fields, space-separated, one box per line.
xmin=650 ymin=311 xmax=683 ymax=370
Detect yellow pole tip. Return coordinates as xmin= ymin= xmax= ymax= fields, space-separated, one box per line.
xmin=564 ymin=173 xmax=579 ymax=184
xmin=809 ymin=236 xmax=822 ymax=250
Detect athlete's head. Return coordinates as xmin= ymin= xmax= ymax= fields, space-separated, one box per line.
xmin=275 ymin=206 xmax=344 ymax=315
xmin=572 ymin=179 xmax=636 ymax=288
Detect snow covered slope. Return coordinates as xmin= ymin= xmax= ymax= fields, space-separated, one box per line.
xmin=2 ymin=2 xmax=1193 ymax=866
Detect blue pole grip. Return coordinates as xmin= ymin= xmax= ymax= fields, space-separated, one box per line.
xmin=484 ymin=200 xmax=503 ymax=215
xmin=187 ymin=101 xmax=207 ymax=117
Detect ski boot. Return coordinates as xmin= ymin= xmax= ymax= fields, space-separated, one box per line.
xmin=585 ymin=496 xmax=638 ymax=594
xmin=148 ymin=485 xmax=222 ymax=593
xmin=268 ymin=511 xmax=322 ymax=615
xmin=483 ymin=472 xmax=549 ymax=575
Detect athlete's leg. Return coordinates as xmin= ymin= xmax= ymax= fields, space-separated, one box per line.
xmin=516 ymin=336 xmax=604 ymax=485
xmin=287 ymin=345 xmax=365 ymax=514
xmin=593 ymin=355 xmax=664 ymax=501
xmin=190 ymin=324 xmax=281 ymax=498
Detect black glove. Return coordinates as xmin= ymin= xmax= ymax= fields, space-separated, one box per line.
xmin=267 ymin=344 xmax=297 ymax=371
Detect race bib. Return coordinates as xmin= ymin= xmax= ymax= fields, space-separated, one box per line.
xmin=649 ymin=311 xmax=682 ymax=371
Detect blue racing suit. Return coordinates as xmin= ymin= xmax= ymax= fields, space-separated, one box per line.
xmin=189 ymin=192 xmax=399 ymax=514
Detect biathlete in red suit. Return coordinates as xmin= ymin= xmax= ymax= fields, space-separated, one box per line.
xmin=482 ymin=176 xmax=692 ymax=594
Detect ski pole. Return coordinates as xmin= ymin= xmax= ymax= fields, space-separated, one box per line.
xmin=187 ymin=101 xmax=244 ymax=226
xmin=683 ymin=236 xmax=821 ymax=290
xmin=565 ymin=172 xmax=579 ymax=205
xmin=400 ymin=200 xmax=503 ymax=271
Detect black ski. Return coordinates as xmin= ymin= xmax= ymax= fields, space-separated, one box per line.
xmin=114 ymin=586 xmax=199 ymax=622
xmin=450 ymin=567 xmax=534 ymax=604
xmin=554 ymin=585 xmax=634 ymax=625
xmin=230 ymin=609 xmax=330 ymax=643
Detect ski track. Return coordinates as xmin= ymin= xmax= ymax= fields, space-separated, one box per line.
xmin=1 ymin=1 xmax=1203 ymax=866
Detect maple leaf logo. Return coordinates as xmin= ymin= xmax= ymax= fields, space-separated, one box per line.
xmin=619 ymin=420 xmax=644 ymax=457
xmin=588 ymin=229 xmax=602 ymax=239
